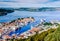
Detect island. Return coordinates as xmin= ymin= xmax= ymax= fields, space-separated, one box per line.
xmin=0 ymin=8 xmax=14 ymax=16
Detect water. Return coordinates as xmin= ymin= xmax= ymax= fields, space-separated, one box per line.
xmin=9 ymin=23 xmax=31 ymax=36
xmin=0 ymin=10 xmax=60 ymax=36
xmin=0 ymin=11 xmax=60 ymax=22
xmin=9 ymin=20 xmax=41 ymax=36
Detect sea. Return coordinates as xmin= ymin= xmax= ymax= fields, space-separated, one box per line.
xmin=0 ymin=10 xmax=60 ymax=36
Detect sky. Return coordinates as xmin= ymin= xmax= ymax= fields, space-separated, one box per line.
xmin=0 ymin=0 xmax=60 ymax=8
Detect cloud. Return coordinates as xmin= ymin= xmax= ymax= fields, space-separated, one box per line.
xmin=0 ymin=0 xmax=60 ymax=8
xmin=0 ymin=0 xmax=49 ymax=3
xmin=0 ymin=0 xmax=59 ymax=4
xmin=18 ymin=0 xmax=49 ymax=3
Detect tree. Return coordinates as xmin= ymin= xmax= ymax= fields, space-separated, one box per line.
xmin=44 ymin=25 xmax=60 ymax=41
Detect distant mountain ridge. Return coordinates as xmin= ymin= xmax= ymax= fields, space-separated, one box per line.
xmin=16 ymin=7 xmax=60 ymax=12
xmin=16 ymin=7 xmax=56 ymax=12
xmin=0 ymin=7 xmax=60 ymax=16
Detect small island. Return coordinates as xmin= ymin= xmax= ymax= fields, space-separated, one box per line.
xmin=0 ymin=8 xmax=14 ymax=16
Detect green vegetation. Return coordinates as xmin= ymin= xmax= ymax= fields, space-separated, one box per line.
xmin=43 ymin=22 xmax=53 ymax=26
xmin=0 ymin=8 xmax=14 ymax=16
xmin=44 ymin=25 xmax=60 ymax=41
xmin=10 ymin=24 xmax=60 ymax=41
xmin=10 ymin=28 xmax=56 ymax=41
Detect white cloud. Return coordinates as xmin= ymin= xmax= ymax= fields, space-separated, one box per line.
xmin=18 ymin=0 xmax=49 ymax=3
xmin=0 ymin=0 xmax=60 ymax=8
xmin=0 ymin=0 xmax=49 ymax=3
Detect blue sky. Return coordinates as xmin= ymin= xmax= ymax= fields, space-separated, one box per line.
xmin=0 ymin=0 xmax=60 ymax=8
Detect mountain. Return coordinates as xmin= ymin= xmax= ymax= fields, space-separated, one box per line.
xmin=0 ymin=7 xmax=60 ymax=16
xmin=16 ymin=7 xmax=60 ymax=12
xmin=0 ymin=8 xmax=14 ymax=16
